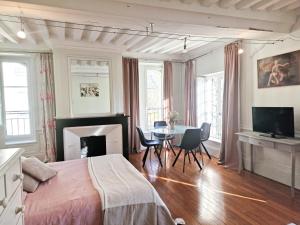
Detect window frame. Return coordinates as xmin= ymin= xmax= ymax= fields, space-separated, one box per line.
xmin=139 ymin=61 xmax=164 ymax=130
xmin=196 ymin=71 xmax=224 ymax=142
xmin=0 ymin=56 xmax=37 ymax=144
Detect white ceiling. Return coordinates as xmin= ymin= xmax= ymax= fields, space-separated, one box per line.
xmin=0 ymin=0 xmax=298 ymax=58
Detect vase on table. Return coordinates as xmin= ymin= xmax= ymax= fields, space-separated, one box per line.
xmin=169 ymin=120 xmax=175 ymax=129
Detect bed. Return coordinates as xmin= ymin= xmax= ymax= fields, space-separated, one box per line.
xmin=24 ymin=154 xmax=175 ymax=225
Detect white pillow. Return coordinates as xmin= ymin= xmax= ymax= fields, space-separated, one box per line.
xmin=22 ymin=157 xmax=57 ymax=182
xmin=23 ymin=173 xmax=40 ymax=193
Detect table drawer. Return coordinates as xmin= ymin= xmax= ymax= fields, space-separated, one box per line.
xmin=0 ymin=185 xmax=23 ymax=225
xmin=0 ymin=175 xmax=5 ymax=215
xmin=5 ymin=160 xmax=22 ymax=201
xmin=249 ymin=138 xmax=274 ymax=149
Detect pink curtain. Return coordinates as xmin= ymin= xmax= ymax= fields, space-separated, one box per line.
xmin=123 ymin=57 xmax=140 ymax=152
xmin=219 ymin=42 xmax=241 ymax=168
xmin=40 ymin=53 xmax=56 ymax=162
xmin=163 ymin=61 xmax=173 ymax=121
xmin=184 ymin=60 xmax=197 ymax=126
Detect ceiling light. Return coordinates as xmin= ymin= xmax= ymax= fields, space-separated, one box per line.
xmin=17 ymin=30 xmax=26 ymax=39
xmin=238 ymin=48 xmax=244 ymax=54
xmin=17 ymin=18 xmax=26 ymax=39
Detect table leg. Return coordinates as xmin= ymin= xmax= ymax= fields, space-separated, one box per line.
xmin=291 ymin=150 xmax=295 ymax=198
xmin=237 ymin=140 xmax=243 ymax=173
xmin=250 ymin=144 xmax=254 ymax=173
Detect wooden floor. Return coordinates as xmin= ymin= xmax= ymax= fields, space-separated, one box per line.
xmin=129 ymin=149 xmax=300 ymax=225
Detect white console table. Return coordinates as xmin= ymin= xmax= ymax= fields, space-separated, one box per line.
xmin=236 ymin=131 xmax=300 ymax=197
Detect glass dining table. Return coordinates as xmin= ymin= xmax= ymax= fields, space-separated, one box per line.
xmin=146 ymin=125 xmax=198 ymax=168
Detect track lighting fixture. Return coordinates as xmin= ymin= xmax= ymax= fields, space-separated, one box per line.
xmin=182 ymin=37 xmax=187 ymax=53
xmin=150 ymin=23 xmax=154 ymax=33
xmin=17 ymin=17 xmax=26 ymax=39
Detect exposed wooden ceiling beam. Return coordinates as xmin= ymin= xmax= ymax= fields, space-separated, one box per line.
xmin=251 ymin=0 xmax=280 ymax=10
xmin=281 ymin=1 xmax=300 ymax=11
xmin=0 ymin=22 xmax=18 ymax=43
xmin=129 ymin=36 xmax=162 ymax=52
xmin=99 ymin=28 xmax=118 ymax=44
xmin=22 ymin=19 xmax=38 ymax=44
xmin=235 ymin=0 xmax=262 ymax=10
xmin=71 ymin=24 xmax=85 ymax=41
xmin=124 ymin=33 xmax=147 ymax=49
xmin=219 ymin=0 xmax=241 ymax=8
xmin=38 ymin=20 xmax=50 ymax=41
xmin=267 ymin=0 xmax=297 ymax=11
xmin=140 ymin=36 xmax=177 ymax=53
xmin=199 ymin=0 xmax=219 ymax=7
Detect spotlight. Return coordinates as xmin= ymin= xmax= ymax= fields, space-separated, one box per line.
xmin=17 ymin=18 xmax=26 ymax=39
xmin=238 ymin=48 xmax=244 ymax=54
xmin=17 ymin=30 xmax=26 ymax=39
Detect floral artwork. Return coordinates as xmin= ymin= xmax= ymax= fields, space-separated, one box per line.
xmin=80 ymin=83 xmax=100 ymax=97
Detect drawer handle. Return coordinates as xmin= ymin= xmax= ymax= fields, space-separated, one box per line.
xmin=13 ymin=174 xmax=24 ymax=182
xmin=0 ymin=198 xmax=7 ymax=208
xmin=15 ymin=205 xmax=25 ymax=215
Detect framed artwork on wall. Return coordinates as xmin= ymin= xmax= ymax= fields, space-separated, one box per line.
xmin=68 ymin=57 xmax=111 ymax=117
xmin=257 ymin=50 xmax=300 ymax=88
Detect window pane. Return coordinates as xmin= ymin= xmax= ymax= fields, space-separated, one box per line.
xmin=6 ymin=112 xmax=30 ymax=136
xmin=197 ymin=72 xmax=224 ymax=141
xmin=2 ymin=62 xmax=28 ymax=87
xmin=4 ymin=87 xmax=29 ymax=111
xmin=146 ymin=68 xmax=163 ymax=128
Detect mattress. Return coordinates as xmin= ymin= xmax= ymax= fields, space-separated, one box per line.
xmin=24 ymin=158 xmax=102 ymax=225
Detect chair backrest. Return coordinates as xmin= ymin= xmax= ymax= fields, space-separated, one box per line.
xmin=180 ymin=129 xmax=201 ymax=150
xmin=200 ymin=122 xmax=211 ymax=141
xmin=136 ymin=127 xmax=148 ymax=147
xmin=154 ymin=121 xmax=167 ymax=128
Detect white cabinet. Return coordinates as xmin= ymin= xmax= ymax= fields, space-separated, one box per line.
xmin=0 ymin=148 xmax=24 ymax=225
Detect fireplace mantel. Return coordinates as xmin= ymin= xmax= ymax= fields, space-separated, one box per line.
xmin=56 ymin=115 xmax=129 ymax=161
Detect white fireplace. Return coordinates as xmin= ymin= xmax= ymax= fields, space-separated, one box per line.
xmin=63 ymin=124 xmax=122 ymax=160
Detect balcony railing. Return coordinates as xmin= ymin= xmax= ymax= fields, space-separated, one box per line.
xmin=146 ymin=107 xmax=163 ymax=129
xmin=5 ymin=111 xmax=31 ymax=136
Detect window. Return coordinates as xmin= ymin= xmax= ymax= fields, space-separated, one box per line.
xmin=196 ymin=71 xmax=224 ymax=141
xmin=0 ymin=57 xmax=36 ymax=143
xmin=139 ymin=62 xmax=164 ymax=130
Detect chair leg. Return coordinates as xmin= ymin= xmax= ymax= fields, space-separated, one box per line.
xmin=183 ymin=151 xmax=186 ymax=173
xmin=172 ymin=148 xmax=182 ymax=167
xmin=187 ymin=151 xmax=191 ymax=164
xmin=191 ymin=150 xmax=202 ymax=170
xmin=154 ymin=145 xmax=163 ymax=167
xmin=142 ymin=147 xmax=150 ymax=167
xmin=201 ymin=142 xmax=211 ymax=159
xmin=167 ymin=140 xmax=176 ymax=156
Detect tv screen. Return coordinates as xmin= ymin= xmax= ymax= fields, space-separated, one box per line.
xmin=252 ymin=107 xmax=294 ymax=137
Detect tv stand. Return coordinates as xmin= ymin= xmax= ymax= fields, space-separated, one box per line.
xmin=259 ymin=133 xmax=286 ymax=139
xmin=236 ymin=131 xmax=300 ymax=198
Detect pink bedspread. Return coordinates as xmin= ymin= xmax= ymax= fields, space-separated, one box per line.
xmin=24 ymin=158 xmax=102 ymax=225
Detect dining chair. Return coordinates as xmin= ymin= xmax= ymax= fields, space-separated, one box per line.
xmin=153 ymin=121 xmax=176 ymax=156
xmin=172 ymin=129 xmax=202 ymax=172
xmin=136 ymin=127 xmax=163 ymax=167
xmin=199 ymin=122 xmax=212 ymax=159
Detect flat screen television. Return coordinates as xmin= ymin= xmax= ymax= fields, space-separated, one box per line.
xmin=252 ymin=107 xmax=295 ymax=138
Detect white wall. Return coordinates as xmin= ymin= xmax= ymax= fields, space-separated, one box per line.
xmin=195 ymin=48 xmax=224 ymax=76
xmin=53 ymin=48 xmax=124 ymax=118
xmin=240 ymin=36 xmax=300 ymax=189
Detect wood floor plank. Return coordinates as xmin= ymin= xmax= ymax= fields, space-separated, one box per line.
xmin=129 ymin=149 xmax=300 ymax=225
